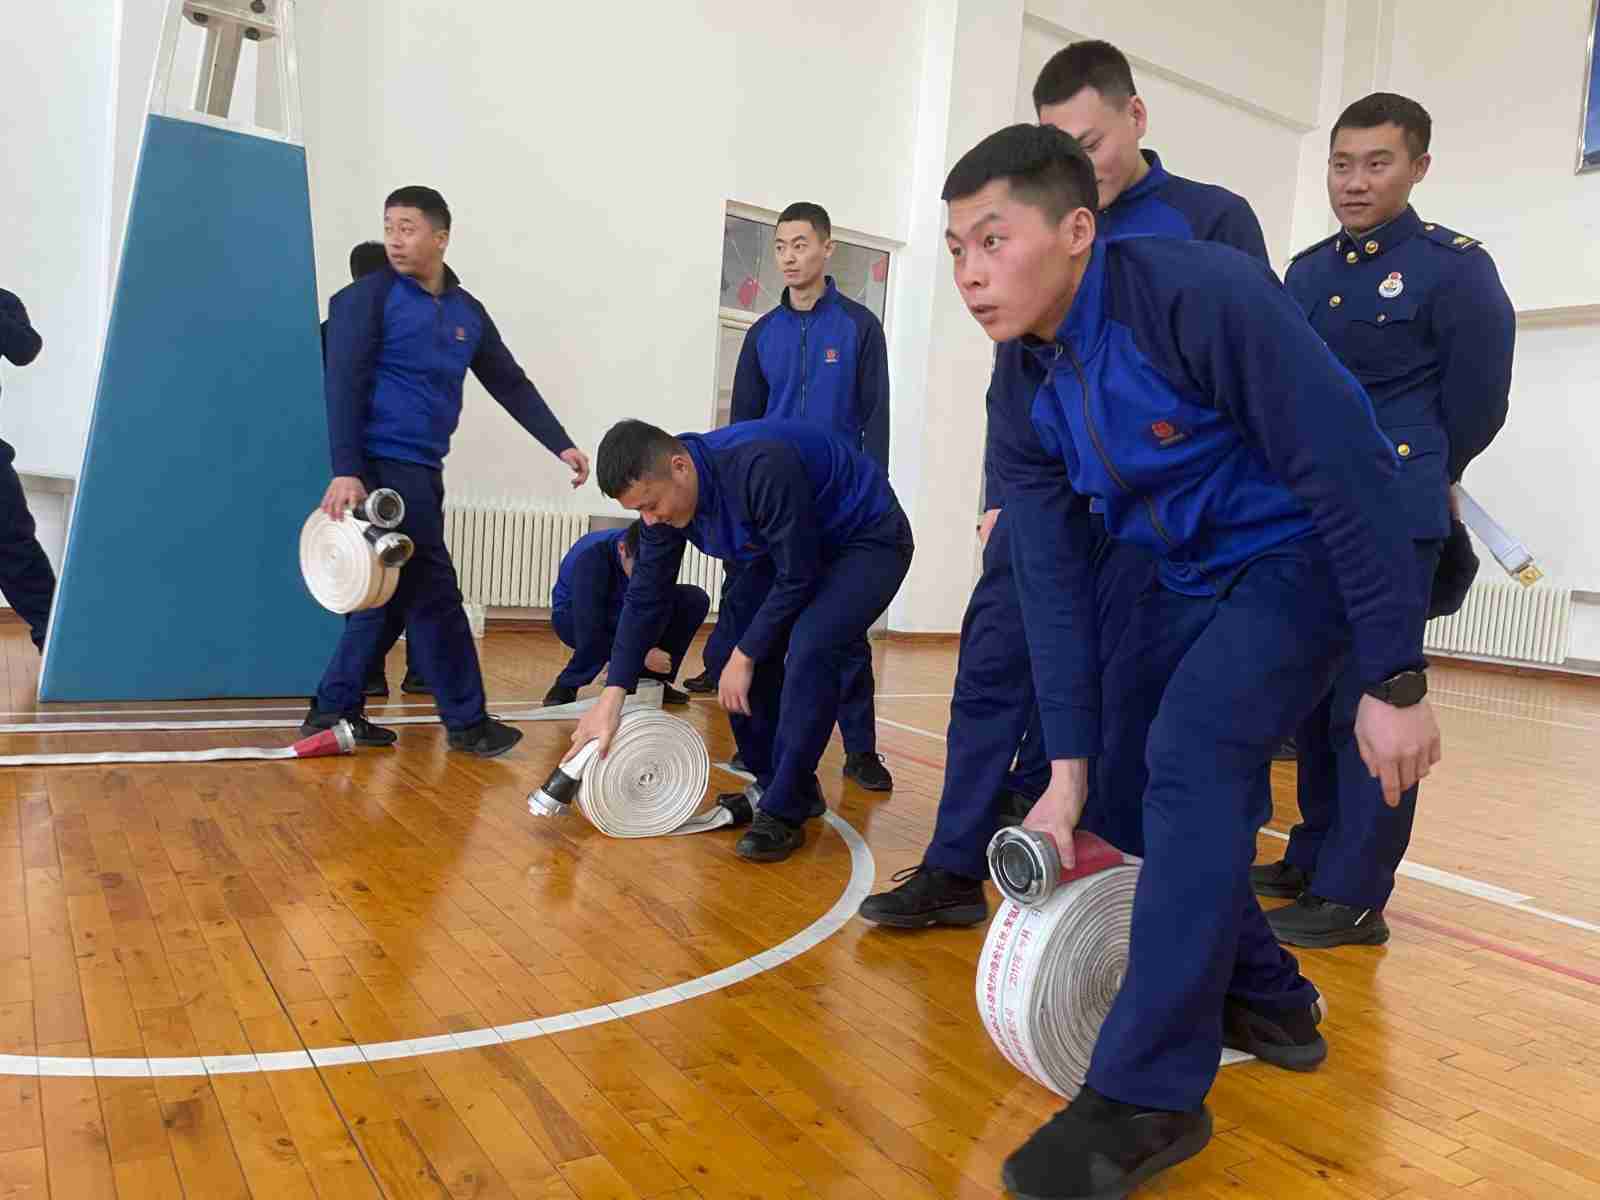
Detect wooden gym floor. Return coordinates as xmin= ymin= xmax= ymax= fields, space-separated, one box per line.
xmin=0 ymin=624 xmax=1595 ymax=1199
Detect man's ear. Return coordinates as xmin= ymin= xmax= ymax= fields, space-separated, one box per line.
xmin=1060 ymin=206 xmax=1097 ymax=256
xmin=1410 ymin=152 xmax=1432 ymax=185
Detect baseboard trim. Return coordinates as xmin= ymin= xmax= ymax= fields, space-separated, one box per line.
xmin=883 ymin=631 xmax=961 ymax=645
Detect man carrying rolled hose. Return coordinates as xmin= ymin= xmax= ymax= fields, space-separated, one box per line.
xmin=569 ymin=418 xmax=912 ymax=863
xmin=944 ymin=125 xmax=1440 ymax=1198
xmin=304 ymin=186 xmax=590 ymax=756
xmin=542 ymin=519 xmax=708 ymax=707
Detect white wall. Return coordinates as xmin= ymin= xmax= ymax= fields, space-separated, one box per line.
xmin=2 ymin=0 xmax=118 ymax=480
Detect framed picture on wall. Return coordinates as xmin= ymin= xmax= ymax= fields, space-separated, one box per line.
xmin=1580 ymin=0 xmax=1600 ymax=171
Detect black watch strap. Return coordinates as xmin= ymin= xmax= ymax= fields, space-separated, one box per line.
xmin=1364 ymin=669 xmax=1428 ymax=708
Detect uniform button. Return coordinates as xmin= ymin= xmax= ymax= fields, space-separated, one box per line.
xmin=1365 ymin=240 xmax=1380 ymax=254
xmin=1377 ymin=313 xmax=1387 ymax=323
xmin=1346 ymin=251 xmax=1358 ymax=263
xmin=1329 ymin=295 xmax=1342 ymax=307
xmin=1397 ymin=443 xmax=1411 ymax=457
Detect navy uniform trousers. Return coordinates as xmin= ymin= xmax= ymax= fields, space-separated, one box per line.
xmin=1284 ymin=538 xmax=1441 ymax=910
xmin=924 ymin=512 xmax=1151 ymax=880
xmin=315 ymin=459 xmax=487 ymax=730
xmin=704 ymin=563 xmax=880 ymax=758
xmin=1085 ymin=541 xmax=1344 ymax=1111
xmin=552 ymin=584 xmax=710 ymax=691
xmin=0 ymin=440 xmax=56 ymax=651
xmin=705 ymin=507 xmax=913 ymax=824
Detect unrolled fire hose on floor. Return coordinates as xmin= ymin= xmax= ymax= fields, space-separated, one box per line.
xmin=300 ymin=488 xmax=416 ymax=613
xmin=976 ymin=827 xmax=1143 ymax=1098
xmin=0 ymin=722 xmax=357 ymax=768
xmin=528 ymin=709 xmax=754 ymax=837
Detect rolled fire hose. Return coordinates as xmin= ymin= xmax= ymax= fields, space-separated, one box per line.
xmin=0 ymin=721 xmax=355 ymax=768
xmin=300 ymin=488 xmax=416 ymax=613
xmin=976 ymin=827 xmax=1143 ymax=1098
xmin=528 ymin=709 xmax=750 ymax=837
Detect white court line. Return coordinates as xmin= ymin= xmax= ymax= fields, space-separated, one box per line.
xmin=876 ymin=713 xmax=1600 ymax=940
xmin=0 ymin=810 xmax=877 ymax=1078
xmin=0 ymin=700 xmax=505 ymax=720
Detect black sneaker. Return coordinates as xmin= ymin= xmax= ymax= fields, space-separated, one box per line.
xmin=729 ymin=752 xmax=748 ymax=773
xmin=1250 ymin=858 xmax=1311 ymax=899
xmin=843 ymin=751 xmax=893 ymax=792
xmin=1002 ymin=1085 xmax=1213 ymax=1200
xmin=401 ymin=670 xmax=432 ymax=696
xmin=543 ymin=683 xmax=578 ymax=706
xmin=1268 ymin=894 xmax=1390 ymax=948
xmin=735 ymin=810 xmax=805 ymax=862
xmin=301 ymin=705 xmax=396 ymax=747
xmin=1272 ymin=737 xmax=1298 ymax=762
xmin=1223 ymin=993 xmax=1327 ymax=1071
xmin=661 ymin=684 xmax=689 ymax=705
xmin=682 ymin=669 xmax=716 ymax=695
xmin=447 ymin=717 xmax=524 ymax=758
xmin=858 ymin=864 xmax=988 ymax=929
xmin=363 ymin=673 xmax=389 ymax=698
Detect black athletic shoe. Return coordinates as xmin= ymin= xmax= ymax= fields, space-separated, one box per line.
xmin=363 ymin=674 xmax=389 ymax=698
xmin=300 ymin=706 xmax=396 ymax=747
xmin=661 ymin=683 xmax=689 ymax=705
xmin=1002 ymin=1085 xmax=1213 ymax=1200
xmin=1272 ymin=737 xmax=1299 ymax=762
xmin=1223 ymin=993 xmax=1328 ymax=1071
xmin=858 ymin=864 xmax=988 ymax=929
xmin=447 ymin=717 xmax=524 ymax=758
xmin=401 ymin=670 xmax=432 ymax=696
xmin=1250 ymin=858 xmax=1312 ymax=899
xmin=682 ymin=669 xmax=716 ymax=694
xmin=1268 ymin=893 xmax=1390 ymax=948
xmin=543 ymin=683 xmax=579 ymax=706
xmin=729 ymin=752 xmax=748 ymax=773
xmin=735 ymin=810 xmax=805 ymax=862
xmin=843 ymin=752 xmax=893 ymax=792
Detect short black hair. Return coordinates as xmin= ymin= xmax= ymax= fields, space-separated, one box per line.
xmin=942 ymin=124 xmax=1098 ymax=223
xmin=1332 ymin=92 xmax=1432 ymax=159
xmin=384 ymin=186 xmax=451 ymax=231
xmin=1033 ymin=40 xmax=1137 ymax=111
xmin=349 ymin=240 xmax=387 ymax=281
xmin=622 ymin=518 xmax=643 ymax=560
xmin=777 ymin=202 xmax=831 ymax=240
xmin=597 ymin=420 xmax=686 ymax=499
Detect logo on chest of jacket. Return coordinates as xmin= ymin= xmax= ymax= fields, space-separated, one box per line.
xmin=824 ymin=347 xmax=840 ymax=364
xmin=455 ymin=326 xmax=467 ymax=342
xmin=1150 ymin=420 xmax=1189 ymax=448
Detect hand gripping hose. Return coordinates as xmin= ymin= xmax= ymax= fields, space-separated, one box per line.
xmin=976 ymin=828 xmax=1143 ymax=1097
xmin=528 ymin=709 xmax=751 ymax=837
xmin=300 ymin=488 xmax=416 ymax=613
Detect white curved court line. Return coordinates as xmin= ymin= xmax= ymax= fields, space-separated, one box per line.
xmin=0 ymin=811 xmax=875 ymax=1079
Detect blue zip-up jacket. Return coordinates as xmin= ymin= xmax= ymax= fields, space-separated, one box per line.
xmin=1286 ymin=207 xmax=1515 ymax=539
xmin=551 ymin=528 xmax=628 ymax=680
xmin=1007 ymin=238 xmax=1419 ymax=760
xmin=0 ymin=290 xmax=43 ymax=388
xmin=731 ymin=277 xmax=891 ymax=469
xmin=605 ymin=419 xmax=897 ymax=689
xmin=323 ymin=265 xmax=574 ymax=476
xmin=983 ymin=152 xmax=1269 ymax=511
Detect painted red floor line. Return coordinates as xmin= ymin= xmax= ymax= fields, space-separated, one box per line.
xmin=1386 ymin=910 xmax=1600 ymax=988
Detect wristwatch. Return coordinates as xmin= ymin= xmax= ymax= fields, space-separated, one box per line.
xmin=1364 ymin=669 xmax=1428 ymax=707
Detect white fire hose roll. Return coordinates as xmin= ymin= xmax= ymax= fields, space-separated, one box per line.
xmin=300 ymin=488 xmax=415 ymax=614
xmin=529 ymin=709 xmax=744 ymax=837
xmin=977 ymin=829 xmax=1143 ymax=1098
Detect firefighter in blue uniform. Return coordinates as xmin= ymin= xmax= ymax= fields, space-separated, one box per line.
xmin=307 ymin=186 xmax=589 ymax=757
xmin=688 ymin=203 xmax=895 ymax=793
xmin=0 ymin=288 xmax=57 ymax=653
xmin=1256 ymin=93 xmax=1515 ymax=947
xmin=943 ymin=124 xmax=1443 ymax=1199
xmin=569 ymin=418 xmax=912 ymax=864
xmin=861 ymin=39 xmax=1272 ymax=928
xmin=541 ymin=520 xmax=708 ymax=706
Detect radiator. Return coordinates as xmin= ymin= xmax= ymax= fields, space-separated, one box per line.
xmin=1424 ymin=581 xmax=1571 ymax=665
xmin=442 ymin=500 xmax=725 ymax=609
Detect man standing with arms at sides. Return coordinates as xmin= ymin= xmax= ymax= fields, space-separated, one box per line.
xmin=1256 ymin=93 xmax=1514 ymax=948
xmin=860 ymin=41 xmax=1272 ymax=928
xmin=306 ymin=186 xmax=589 ymax=756
xmin=703 ymin=202 xmax=893 ymax=794
xmin=0 ymin=286 xmax=55 ymax=654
